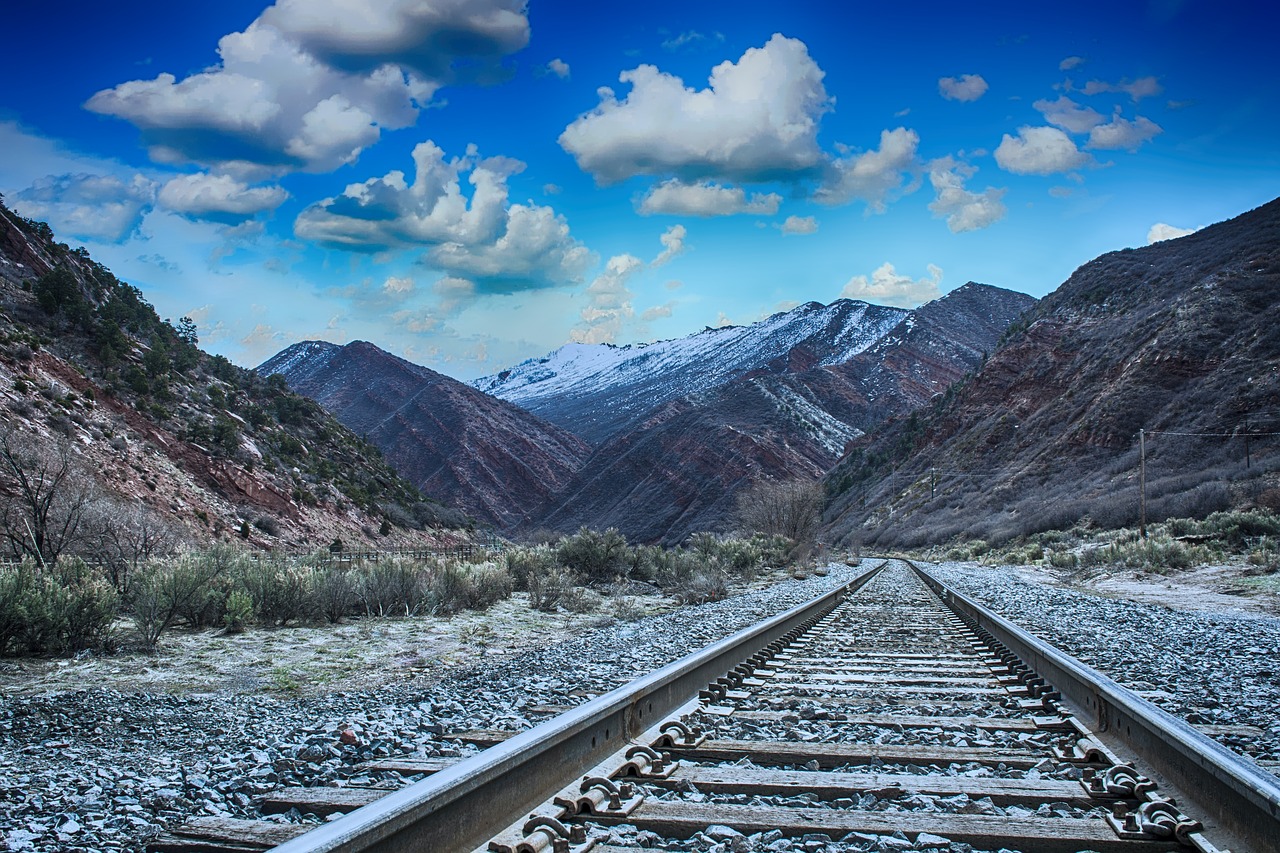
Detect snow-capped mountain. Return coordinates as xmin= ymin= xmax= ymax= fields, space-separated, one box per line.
xmin=520 ymin=283 xmax=1037 ymax=543
xmin=471 ymin=299 xmax=909 ymax=443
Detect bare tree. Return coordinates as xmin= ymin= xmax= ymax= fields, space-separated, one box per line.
xmin=0 ymin=430 xmax=99 ymax=564
xmin=87 ymin=499 xmax=183 ymax=592
xmin=735 ymin=478 xmax=824 ymax=547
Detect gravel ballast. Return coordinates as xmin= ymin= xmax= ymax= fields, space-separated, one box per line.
xmin=925 ymin=560 xmax=1280 ymax=764
xmin=0 ymin=565 xmax=871 ymax=852
xmin=3 ymin=558 xmax=1277 ymax=852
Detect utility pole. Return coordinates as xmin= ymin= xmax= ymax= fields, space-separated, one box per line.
xmin=1139 ymin=429 xmax=1147 ymax=540
xmin=1245 ymin=416 xmax=1251 ymax=469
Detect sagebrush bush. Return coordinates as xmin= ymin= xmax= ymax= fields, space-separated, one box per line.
xmin=557 ymin=527 xmax=629 ymax=583
xmin=0 ymin=559 xmax=118 ymax=656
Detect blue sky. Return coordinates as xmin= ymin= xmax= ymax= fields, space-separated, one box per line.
xmin=1 ymin=1 xmax=1275 ymax=379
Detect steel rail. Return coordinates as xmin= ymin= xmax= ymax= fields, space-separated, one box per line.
xmin=912 ymin=561 xmax=1280 ymax=853
xmin=266 ymin=563 xmax=884 ymax=853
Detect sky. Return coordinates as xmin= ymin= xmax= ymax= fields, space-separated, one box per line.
xmin=0 ymin=1 xmax=1276 ymax=380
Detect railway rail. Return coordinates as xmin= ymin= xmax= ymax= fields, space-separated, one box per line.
xmin=153 ymin=560 xmax=1280 ymax=853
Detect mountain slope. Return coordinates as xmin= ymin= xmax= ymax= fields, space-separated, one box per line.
xmin=823 ymin=197 xmax=1280 ymax=548
xmin=260 ymin=341 xmax=591 ymax=529
xmin=0 ymin=200 xmax=459 ymax=559
xmin=472 ymin=299 xmax=910 ymax=443
xmin=527 ymin=284 xmax=1036 ymax=543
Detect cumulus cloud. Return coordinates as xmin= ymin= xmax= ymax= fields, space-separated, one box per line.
xmin=779 ymin=215 xmax=818 ymax=235
xmin=158 ymin=172 xmax=288 ymax=221
xmin=1148 ymin=222 xmax=1198 ymax=244
xmin=1086 ymin=112 xmax=1162 ymax=151
xmin=1059 ymin=56 xmax=1085 ymax=71
xmin=85 ymin=0 xmax=530 ymax=175
xmin=938 ymin=74 xmax=988 ymax=102
xmin=840 ymin=262 xmax=942 ymax=308
xmin=815 ymin=127 xmax=919 ymax=210
xmin=559 ymin=34 xmax=832 ymax=185
xmin=295 ymin=140 xmax=592 ymax=289
xmin=927 ymin=159 xmax=1006 ymax=233
xmin=994 ymin=126 xmax=1092 ymax=175
xmin=572 ymin=253 xmax=645 ymax=343
xmin=383 ymin=275 xmax=415 ymax=295
xmin=638 ymin=179 xmax=781 ymax=216
xmin=1033 ymin=96 xmax=1105 ymax=134
xmin=652 ymin=224 xmax=687 ymax=266
xmin=14 ymin=172 xmax=156 ymax=242
xmin=547 ymin=58 xmax=570 ymax=79
xmin=1080 ymin=75 xmax=1162 ymax=101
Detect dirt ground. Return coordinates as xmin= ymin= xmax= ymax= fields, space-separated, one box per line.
xmin=995 ymin=559 xmax=1280 ymax=619
xmin=0 ymin=593 xmax=668 ymax=699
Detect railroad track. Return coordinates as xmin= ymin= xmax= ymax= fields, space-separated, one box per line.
xmin=153 ymin=560 xmax=1280 ymax=853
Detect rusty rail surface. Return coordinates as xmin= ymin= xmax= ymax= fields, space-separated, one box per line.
xmin=911 ymin=560 xmax=1280 ymax=853
xmin=263 ymin=563 xmax=884 ymax=853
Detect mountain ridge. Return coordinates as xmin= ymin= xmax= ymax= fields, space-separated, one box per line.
xmin=822 ymin=197 xmax=1280 ymax=548
xmin=260 ymin=340 xmax=591 ymax=529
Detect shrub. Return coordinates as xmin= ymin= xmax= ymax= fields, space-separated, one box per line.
xmin=0 ymin=559 xmax=118 ymax=656
xmin=557 ymin=527 xmax=629 ymax=583
xmin=527 ymin=565 xmax=578 ymax=612
xmin=357 ymin=559 xmax=428 ymax=617
xmin=242 ymin=560 xmax=314 ymax=626
xmin=129 ymin=548 xmax=238 ymax=648
xmin=252 ymin=515 xmax=280 ymax=536
xmin=313 ymin=565 xmax=357 ymax=623
xmin=223 ymin=591 xmax=254 ymax=633
xmin=504 ymin=546 xmax=558 ymax=591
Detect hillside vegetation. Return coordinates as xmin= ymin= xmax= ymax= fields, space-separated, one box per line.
xmin=0 ymin=196 xmax=468 ymax=569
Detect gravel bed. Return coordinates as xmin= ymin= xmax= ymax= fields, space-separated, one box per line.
xmin=925 ymin=561 xmax=1280 ymax=763
xmin=0 ymin=564 xmax=871 ymax=852
xmin=588 ymin=821 xmax=1030 ymax=852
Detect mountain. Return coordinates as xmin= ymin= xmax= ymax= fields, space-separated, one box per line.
xmin=471 ymin=299 xmax=910 ymax=444
xmin=824 ymin=197 xmax=1280 ymax=549
xmin=0 ymin=199 xmax=462 ymax=561
xmin=524 ymin=284 xmax=1036 ymax=544
xmin=259 ymin=341 xmax=591 ymax=529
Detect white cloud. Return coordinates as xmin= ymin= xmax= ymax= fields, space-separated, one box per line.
xmin=815 ymin=127 xmax=919 ymax=211
xmin=13 ymin=172 xmax=156 ymax=242
xmin=1080 ymin=76 xmax=1162 ymax=101
xmin=158 ymin=172 xmax=288 ymax=221
xmin=1147 ymin=222 xmax=1198 ymax=244
xmin=547 ymin=58 xmax=570 ymax=79
xmin=840 ymin=262 xmax=942 ymax=308
xmin=295 ymin=140 xmax=592 ymax=289
xmin=638 ymin=179 xmax=781 ymax=216
xmin=994 ymin=126 xmax=1092 ymax=175
xmin=938 ymin=74 xmax=988 ymax=102
xmin=1087 ymin=112 xmax=1162 ymax=151
xmin=559 ymin=34 xmax=832 ymax=185
xmin=433 ymin=275 xmax=477 ymax=315
xmin=661 ymin=30 xmax=723 ymax=51
xmin=572 ymin=253 xmax=645 ymax=343
xmin=779 ymin=215 xmax=818 ymax=235
xmin=1059 ymin=56 xmax=1085 ymax=71
xmin=641 ymin=302 xmax=675 ymax=321
xmin=1033 ymin=96 xmax=1105 ymax=134
xmin=927 ymin=158 xmax=1006 ymax=233
xmin=85 ymin=0 xmax=530 ymax=175
xmin=653 ymin=224 xmax=687 ymax=266
xmin=383 ymin=275 xmax=415 ymax=294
